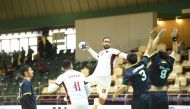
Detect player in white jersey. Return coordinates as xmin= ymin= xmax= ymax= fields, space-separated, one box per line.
xmin=85 ymin=37 xmax=128 ymax=109
xmin=48 ymin=59 xmax=91 ymax=109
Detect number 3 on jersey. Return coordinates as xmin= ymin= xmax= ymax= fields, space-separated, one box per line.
xmin=139 ymin=70 xmax=147 ymax=81
xmin=74 ymin=81 xmax=81 ymax=91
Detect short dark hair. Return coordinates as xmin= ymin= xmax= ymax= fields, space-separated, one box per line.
xmin=127 ymin=53 xmax=137 ymax=64
xmin=158 ymin=51 xmax=168 ymax=60
xmin=62 ymin=59 xmax=72 ymax=69
xmin=103 ymin=37 xmax=111 ymax=41
xmin=21 ymin=65 xmax=30 ymax=76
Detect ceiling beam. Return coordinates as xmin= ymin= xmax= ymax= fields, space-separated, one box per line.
xmin=0 ymin=0 xmax=189 ymax=33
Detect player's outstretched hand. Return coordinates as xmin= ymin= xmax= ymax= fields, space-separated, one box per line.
xmin=171 ymin=28 xmax=178 ymax=39
xmin=157 ymin=28 xmax=167 ymax=38
xmin=85 ymin=42 xmax=90 ymax=50
xmin=78 ymin=41 xmax=91 ymax=50
xmin=149 ymin=27 xmax=158 ymax=39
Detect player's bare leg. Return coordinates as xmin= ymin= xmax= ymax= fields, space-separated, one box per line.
xmin=92 ymin=97 xmax=105 ymax=109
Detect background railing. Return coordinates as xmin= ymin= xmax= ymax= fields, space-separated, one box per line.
xmin=0 ymin=94 xmax=190 ymax=105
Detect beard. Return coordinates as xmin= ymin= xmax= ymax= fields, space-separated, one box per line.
xmin=103 ymin=44 xmax=110 ymax=49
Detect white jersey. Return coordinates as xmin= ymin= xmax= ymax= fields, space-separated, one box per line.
xmin=55 ymin=70 xmax=90 ymax=105
xmin=88 ymin=48 xmax=127 ymax=76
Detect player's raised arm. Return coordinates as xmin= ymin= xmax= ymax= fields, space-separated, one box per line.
xmin=151 ymin=28 xmax=167 ymax=53
xmin=86 ymin=42 xmax=99 ymax=60
xmin=144 ymin=27 xmax=157 ymax=56
xmin=170 ymin=28 xmax=178 ymax=58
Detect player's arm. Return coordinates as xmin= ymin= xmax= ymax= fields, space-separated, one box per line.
xmin=170 ymin=28 xmax=178 ymax=58
xmin=112 ymin=85 xmax=128 ymax=101
xmin=84 ymin=81 xmax=91 ymax=97
xmin=144 ymin=27 xmax=156 ymax=56
xmin=48 ymin=79 xmax=59 ymax=93
xmin=118 ymin=52 xmax=128 ymax=59
xmin=151 ymin=28 xmax=167 ymax=53
xmin=86 ymin=43 xmax=99 ymax=60
xmin=112 ymin=48 xmax=128 ymax=59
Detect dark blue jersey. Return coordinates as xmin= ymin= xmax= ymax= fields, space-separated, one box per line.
xmin=19 ymin=79 xmax=37 ymax=109
xmin=123 ymin=56 xmax=151 ymax=96
xmin=148 ymin=52 xmax=175 ymax=87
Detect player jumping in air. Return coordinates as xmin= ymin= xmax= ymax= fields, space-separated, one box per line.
xmin=83 ymin=37 xmax=128 ymax=109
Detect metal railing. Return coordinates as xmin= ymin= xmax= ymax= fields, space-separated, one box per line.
xmin=0 ymin=94 xmax=189 ymax=105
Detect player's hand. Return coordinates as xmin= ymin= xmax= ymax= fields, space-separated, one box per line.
xmin=157 ymin=28 xmax=167 ymax=37
xmin=171 ymin=28 xmax=178 ymax=38
xmin=48 ymin=79 xmax=55 ymax=84
xmin=112 ymin=94 xmax=117 ymax=102
xmin=85 ymin=42 xmax=90 ymax=50
xmin=149 ymin=27 xmax=158 ymax=39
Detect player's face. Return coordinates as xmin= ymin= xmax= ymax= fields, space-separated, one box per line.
xmin=27 ymin=67 xmax=34 ymax=78
xmin=102 ymin=38 xmax=111 ymax=49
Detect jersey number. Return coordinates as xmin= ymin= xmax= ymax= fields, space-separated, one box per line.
xmin=139 ymin=70 xmax=147 ymax=81
xmin=74 ymin=81 xmax=81 ymax=91
xmin=160 ymin=70 xmax=167 ymax=79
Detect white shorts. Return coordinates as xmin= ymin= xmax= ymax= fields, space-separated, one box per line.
xmin=68 ymin=99 xmax=89 ymax=109
xmin=87 ymin=75 xmax=111 ymax=99
xmin=68 ymin=104 xmax=89 ymax=109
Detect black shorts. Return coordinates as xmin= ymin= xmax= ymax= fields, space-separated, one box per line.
xmin=20 ymin=96 xmax=37 ymax=109
xmin=132 ymin=93 xmax=151 ymax=109
xmin=149 ymin=92 xmax=168 ymax=109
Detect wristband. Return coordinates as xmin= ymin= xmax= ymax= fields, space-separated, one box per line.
xmin=172 ymin=37 xmax=177 ymax=41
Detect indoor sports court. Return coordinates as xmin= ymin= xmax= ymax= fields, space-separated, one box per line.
xmin=0 ymin=0 xmax=190 ymax=109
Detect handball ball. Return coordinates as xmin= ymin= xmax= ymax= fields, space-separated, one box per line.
xmin=78 ymin=41 xmax=87 ymax=50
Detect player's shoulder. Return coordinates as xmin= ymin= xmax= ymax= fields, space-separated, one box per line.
xmin=108 ymin=48 xmax=120 ymax=53
xmin=70 ymin=69 xmax=81 ymax=74
xmin=73 ymin=70 xmax=85 ymax=77
xmin=168 ymin=55 xmax=175 ymax=60
xmin=57 ymin=72 xmax=65 ymax=78
xmin=22 ymin=79 xmax=30 ymax=84
xmin=67 ymin=70 xmax=84 ymax=76
xmin=109 ymin=48 xmax=118 ymax=51
xmin=125 ymin=67 xmax=134 ymax=74
xmin=21 ymin=79 xmax=30 ymax=86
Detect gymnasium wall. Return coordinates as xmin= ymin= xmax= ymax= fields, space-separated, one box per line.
xmin=158 ymin=18 xmax=190 ymax=48
xmin=75 ymin=12 xmax=157 ymax=61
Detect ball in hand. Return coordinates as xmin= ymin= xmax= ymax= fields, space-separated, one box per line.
xmin=78 ymin=41 xmax=87 ymax=50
